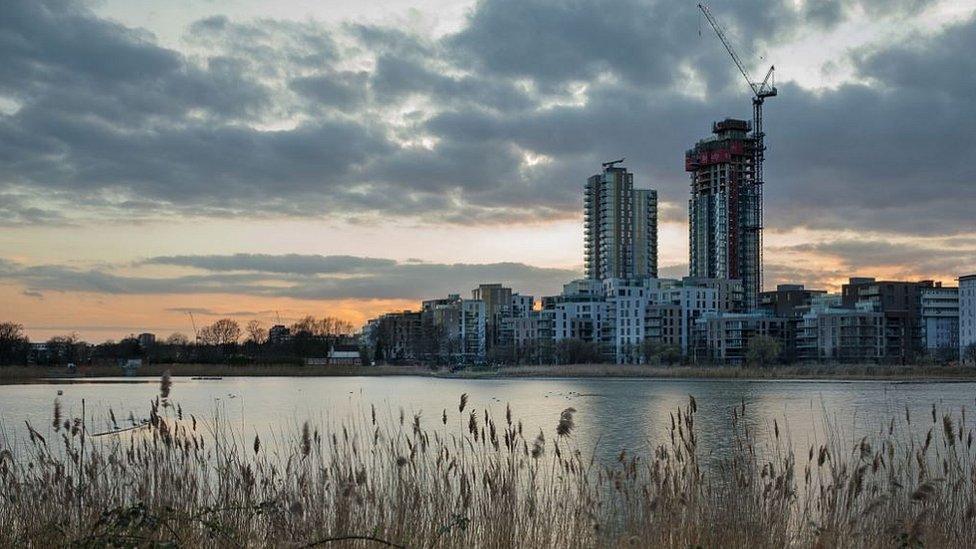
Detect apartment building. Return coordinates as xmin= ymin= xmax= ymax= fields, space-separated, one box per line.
xmin=694 ymin=313 xmax=790 ymax=364
xmin=961 ymin=275 xmax=976 ymax=362
xmin=920 ymin=285 xmax=959 ymax=358
xmin=422 ymin=295 xmax=486 ymax=364
xmin=795 ymin=304 xmax=885 ymax=362
xmin=584 ymin=163 xmax=658 ymax=280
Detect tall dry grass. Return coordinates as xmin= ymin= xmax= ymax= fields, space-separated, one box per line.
xmin=1 ymin=382 xmax=976 ymax=547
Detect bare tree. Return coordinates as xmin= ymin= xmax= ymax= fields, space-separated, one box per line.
xmin=165 ymin=332 xmax=190 ymax=346
xmin=0 ymin=322 xmax=30 ymax=365
xmin=291 ymin=315 xmax=353 ymax=337
xmin=200 ymin=319 xmax=241 ymax=346
xmin=245 ymin=320 xmax=266 ymax=344
xmin=46 ymin=333 xmax=81 ymax=364
xmin=291 ymin=315 xmax=318 ymax=337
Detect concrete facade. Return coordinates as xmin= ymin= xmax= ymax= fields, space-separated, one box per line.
xmin=584 ymin=164 xmax=657 ymax=281
xmin=920 ymin=285 xmax=959 ymax=358
xmin=795 ymin=308 xmax=885 ymax=362
xmin=686 ymin=119 xmax=762 ymax=311
xmin=961 ymin=275 xmax=976 ymax=362
xmin=422 ymin=295 xmax=486 ymax=364
xmin=694 ymin=313 xmax=790 ymax=364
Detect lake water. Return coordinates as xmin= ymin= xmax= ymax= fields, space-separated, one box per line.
xmin=2 ymin=376 xmax=975 ymax=462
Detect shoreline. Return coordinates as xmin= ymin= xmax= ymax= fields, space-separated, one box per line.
xmin=3 ymin=362 xmax=976 ymax=384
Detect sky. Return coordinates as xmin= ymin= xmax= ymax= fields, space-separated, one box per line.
xmin=1 ymin=0 xmax=975 ymax=342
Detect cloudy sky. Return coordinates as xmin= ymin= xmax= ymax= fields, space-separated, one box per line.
xmin=1 ymin=0 xmax=974 ymax=341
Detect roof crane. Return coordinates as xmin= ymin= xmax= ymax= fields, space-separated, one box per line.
xmin=186 ymin=311 xmax=199 ymax=343
xmin=602 ymin=158 xmax=625 ymax=170
xmin=697 ymin=2 xmax=776 ymax=307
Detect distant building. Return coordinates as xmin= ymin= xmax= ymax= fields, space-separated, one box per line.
xmin=584 ymin=163 xmax=658 ymax=280
xmin=694 ymin=313 xmax=790 ymax=365
xmin=632 ymin=188 xmax=659 ymax=279
xmin=329 ymin=344 xmax=362 ymax=366
xmin=498 ymin=293 xmax=535 ymax=348
xmin=683 ymin=276 xmax=744 ymax=314
xmin=544 ymin=280 xmax=607 ymax=345
xmin=760 ymin=284 xmax=826 ymax=318
xmin=365 ymin=311 xmax=423 ymax=362
xmin=960 ymin=275 xmax=976 ymax=362
xmin=509 ymin=315 xmax=542 ymax=349
xmin=562 ymin=279 xmax=605 ymax=298
xmin=920 ymin=285 xmax=959 ymax=358
xmin=422 ymin=295 xmax=486 ymax=364
xmin=646 ymin=288 xmax=716 ymax=358
xmin=841 ymin=277 xmax=936 ymax=362
xmin=137 ymin=333 xmax=156 ymax=349
xmin=795 ymin=306 xmax=886 ymax=363
xmin=472 ymin=283 xmax=513 ymax=349
xmin=686 ymin=119 xmax=762 ymax=311
xmin=510 ymin=293 xmax=535 ymax=317
xmin=268 ymin=324 xmax=291 ymax=344
xmin=27 ymin=343 xmax=50 ymax=365
xmin=604 ymin=278 xmax=663 ymax=363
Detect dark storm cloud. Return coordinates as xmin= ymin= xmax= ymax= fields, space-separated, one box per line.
xmin=0 ymin=0 xmax=971 ymax=236
xmin=447 ymin=0 xmax=734 ymax=90
xmin=289 ymin=71 xmax=370 ymax=110
xmin=0 ymin=0 xmax=270 ymax=122
xmin=1 ymin=255 xmax=576 ymax=300
xmin=370 ymin=53 xmax=536 ymax=111
xmin=185 ymin=15 xmax=339 ymax=70
xmin=446 ymin=0 xmax=936 ymax=90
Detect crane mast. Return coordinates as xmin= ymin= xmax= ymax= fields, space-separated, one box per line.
xmin=186 ymin=311 xmax=199 ymax=343
xmin=697 ymin=3 xmax=776 ymax=310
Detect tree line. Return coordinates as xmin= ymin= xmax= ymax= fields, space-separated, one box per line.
xmin=0 ymin=315 xmax=357 ymax=366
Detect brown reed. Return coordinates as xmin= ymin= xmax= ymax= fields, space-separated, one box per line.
xmin=1 ymin=384 xmax=976 ymax=548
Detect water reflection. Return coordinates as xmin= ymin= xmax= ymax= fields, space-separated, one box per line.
xmin=1 ymin=376 xmax=974 ymax=465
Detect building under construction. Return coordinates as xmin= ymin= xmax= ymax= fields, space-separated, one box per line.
xmin=686 ymin=118 xmax=761 ymax=311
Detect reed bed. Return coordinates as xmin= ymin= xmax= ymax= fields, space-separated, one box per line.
xmin=2 ymin=380 xmax=976 ymax=547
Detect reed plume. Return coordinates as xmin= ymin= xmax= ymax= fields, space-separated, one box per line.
xmin=159 ymin=370 xmax=172 ymax=399
xmin=1 ymin=394 xmax=975 ymax=548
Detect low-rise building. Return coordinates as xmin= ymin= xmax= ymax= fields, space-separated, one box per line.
xmin=422 ymin=295 xmax=486 ymax=364
xmin=268 ymin=324 xmax=291 ymax=344
xmin=472 ymin=283 xmax=513 ymax=349
xmin=365 ymin=311 xmax=423 ymax=362
xmin=328 ymin=344 xmax=362 ymax=366
xmin=603 ymin=278 xmax=661 ymax=363
xmin=760 ymin=284 xmax=826 ymax=318
xmin=921 ymin=285 xmax=959 ymax=359
xmin=497 ymin=293 xmax=535 ymax=348
xmin=137 ymin=333 xmax=156 ymax=349
xmin=694 ymin=313 xmax=790 ymax=364
xmin=961 ymin=275 xmax=976 ymax=362
xmin=795 ymin=306 xmax=885 ymax=363
xmin=841 ymin=277 xmax=936 ymax=362
xmin=645 ymin=278 xmax=729 ymax=356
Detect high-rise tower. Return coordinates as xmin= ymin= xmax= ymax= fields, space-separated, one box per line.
xmin=584 ymin=162 xmax=657 ymax=281
xmin=632 ymin=188 xmax=658 ymax=279
xmin=685 ymin=118 xmax=760 ymax=310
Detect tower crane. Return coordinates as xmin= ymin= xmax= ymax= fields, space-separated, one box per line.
xmin=697 ymin=2 xmax=776 ymax=308
xmin=186 ymin=311 xmax=199 ymax=343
